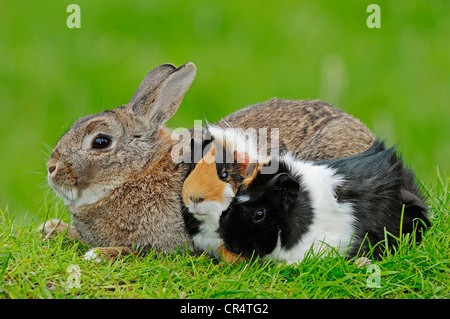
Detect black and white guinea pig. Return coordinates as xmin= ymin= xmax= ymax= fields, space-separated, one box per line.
xmin=218 ymin=140 xmax=431 ymax=264
xmin=181 ymin=126 xmax=261 ymax=257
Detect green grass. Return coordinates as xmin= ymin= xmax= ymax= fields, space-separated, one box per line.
xmin=1 ymin=173 xmax=448 ymax=299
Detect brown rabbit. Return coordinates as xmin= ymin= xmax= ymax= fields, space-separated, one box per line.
xmin=42 ymin=62 xmax=374 ymax=261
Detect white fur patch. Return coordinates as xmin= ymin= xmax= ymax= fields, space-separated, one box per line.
xmin=47 ymin=178 xmax=78 ymax=206
xmin=236 ymin=195 xmax=251 ymax=204
xmin=48 ymin=176 xmax=113 ymax=208
xmin=207 ymin=126 xmax=261 ymax=162
xmin=74 ymin=185 xmax=114 ymax=207
xmin=265 ymin=153 xmax=355 ymax=264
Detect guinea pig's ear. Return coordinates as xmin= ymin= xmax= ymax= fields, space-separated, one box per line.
xmin=234 ymin=150 xmax=251 ymax=170
xmin=190 ymin=137 xmax=214 ymax=163
xmin=271 ymin=173 xmax=299 ymax=200
xmin=202 ymin=135 xmax=215 ymax=154
xmin=126 ymin=62 xmax=196 ymax=129
xmin=188 ymin=136 xmax=214 ymax=165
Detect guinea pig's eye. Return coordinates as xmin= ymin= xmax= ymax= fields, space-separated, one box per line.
xmin=220 ymin=171 xmax=229 ymax=180
xmin=254 ymin=209 xmax=265 ymax=222
xmin=91 ymin=135 xmax=112 ymax=150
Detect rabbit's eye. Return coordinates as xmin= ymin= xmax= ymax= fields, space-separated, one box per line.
xmin=254 ymin=209 xmax=265 ymax=222
xmin=91 ymin=135 xmax=112 ymax=150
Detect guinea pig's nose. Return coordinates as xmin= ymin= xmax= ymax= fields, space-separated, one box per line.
xmin=190 ymin=196 xmax=204 ymax=204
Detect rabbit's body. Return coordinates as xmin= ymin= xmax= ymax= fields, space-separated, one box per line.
xmin=217 ymin=98 xmax=375 ymax=161
xmin=219 ymin=141 xmax=431 ymax=264
xmin=46 ymin=62 xmax=376 ymax=256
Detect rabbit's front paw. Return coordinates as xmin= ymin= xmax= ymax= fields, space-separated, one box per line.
xmin=83 ymin=247 xmax=135 ymax=263
xmin=38 ymin=219 xmax=66 ymax=239
xmin=37 ymin=219 xmax=79 ymax=241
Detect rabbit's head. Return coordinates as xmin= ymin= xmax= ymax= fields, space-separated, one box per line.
xmin=47 ymin=63 xmax=196 ymax=209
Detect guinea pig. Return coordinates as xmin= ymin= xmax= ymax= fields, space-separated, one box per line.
xmin=218 ymin=140 xmax=431 ymax=264
xmin=181 ymin=126 xmax=263 ymax=257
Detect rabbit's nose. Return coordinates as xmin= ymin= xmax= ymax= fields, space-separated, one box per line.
xmin=47 ymin=163 xmax=57 ymax=175
xmin=48 ymin=165 xmax=56 ymax=174
xmin=190 ymin=196 xmax=204 ymax=204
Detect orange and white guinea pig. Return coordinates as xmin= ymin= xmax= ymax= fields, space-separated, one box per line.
xmin=181 ymin=126 xmax=262 ymax=258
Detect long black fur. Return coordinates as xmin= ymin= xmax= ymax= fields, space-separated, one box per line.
xmin=319 ymin=140 xmax=431 ymax=257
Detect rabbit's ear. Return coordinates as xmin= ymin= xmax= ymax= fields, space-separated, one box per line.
xmin=128 ymin=64 xmax=177 ymax=107
xmin=127 ymin=62 xmax=196 ymax=128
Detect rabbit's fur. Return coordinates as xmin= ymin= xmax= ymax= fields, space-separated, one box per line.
xmin=45 ymin=62 xmax=375 ymax=257
xmin=217 ymin=98 xmax=375 ymax=161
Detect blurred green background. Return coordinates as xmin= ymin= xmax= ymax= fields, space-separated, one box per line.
xmin=1 ymin=0 xmax=449 ymax=222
